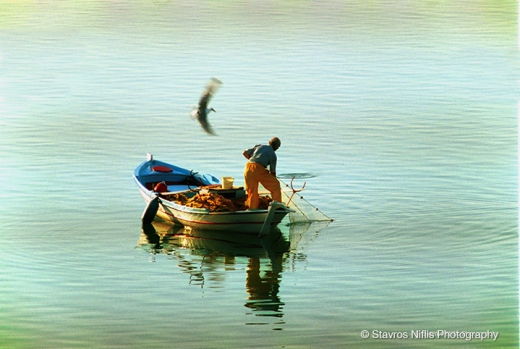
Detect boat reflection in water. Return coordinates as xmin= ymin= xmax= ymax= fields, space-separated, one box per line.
xmin=138 ymin=220 xmax=329 ymax=328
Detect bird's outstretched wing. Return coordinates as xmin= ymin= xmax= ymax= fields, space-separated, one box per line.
xmin=198 ymin=77 xmax=222 ymax=111
xmin=198 ymin=115 xmax=215 ymax=135
xmin=193 ymin=78 xmax=222 ymax=135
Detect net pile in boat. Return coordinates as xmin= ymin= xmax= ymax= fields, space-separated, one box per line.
xmin=162 ymin=192 xmax=272 ymax=211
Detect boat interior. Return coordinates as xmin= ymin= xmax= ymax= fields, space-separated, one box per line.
xmin=143 ymin=177 xmax=247 ymax=200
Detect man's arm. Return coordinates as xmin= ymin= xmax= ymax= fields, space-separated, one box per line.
xmin=270 ymin=155 xmax=277 ymax=177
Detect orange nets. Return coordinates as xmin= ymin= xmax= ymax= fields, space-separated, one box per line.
xmin=163 ymin=192 xmax=273 ymax=212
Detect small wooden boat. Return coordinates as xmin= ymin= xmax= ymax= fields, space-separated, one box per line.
xmin=133 ymin=154 xmax=294 ymax=234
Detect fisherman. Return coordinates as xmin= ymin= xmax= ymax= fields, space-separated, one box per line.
xmin=242 ymin=137 xmax=282 ymax=209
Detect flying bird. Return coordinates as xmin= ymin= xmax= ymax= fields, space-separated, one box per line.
xmin=190 ymin=78 xmax=222 ymax=135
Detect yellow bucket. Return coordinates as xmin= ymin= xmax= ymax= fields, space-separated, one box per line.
xmin=221 ymin=177 xmax=234 ymax=189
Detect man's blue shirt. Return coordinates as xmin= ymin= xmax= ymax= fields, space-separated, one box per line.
xmin=244 ymin=144 xmax=277 ymax=173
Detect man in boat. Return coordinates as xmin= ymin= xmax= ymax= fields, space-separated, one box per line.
xmin=242 ymin=137 xmax=282 ymax=209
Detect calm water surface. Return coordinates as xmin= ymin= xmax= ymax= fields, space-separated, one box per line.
xmin=0 ymin=2 xmax=517 ymax=348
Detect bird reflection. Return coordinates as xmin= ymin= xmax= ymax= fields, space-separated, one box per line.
xmin=190 ymin=77 xmax=222 ymax=135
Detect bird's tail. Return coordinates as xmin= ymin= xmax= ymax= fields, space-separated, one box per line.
xmin=189 ymin=106 xmax=198 ymax=119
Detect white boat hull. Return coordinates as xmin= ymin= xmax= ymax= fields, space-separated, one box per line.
xmin=139 ymin=188 xmax=287 ymax=233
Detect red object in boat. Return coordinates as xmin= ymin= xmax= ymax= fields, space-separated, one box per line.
xmin=152 ymin=165 xmax=173 ymax=173
xmin=154 ymin=182 xmax=168 ymax=193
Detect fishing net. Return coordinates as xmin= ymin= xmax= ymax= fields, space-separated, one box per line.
xmin=278 ymin=178 xmax=332 ymax=223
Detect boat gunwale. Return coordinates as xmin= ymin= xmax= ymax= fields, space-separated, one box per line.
xmin=134 ymin=174 xmax=291 ymax=216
